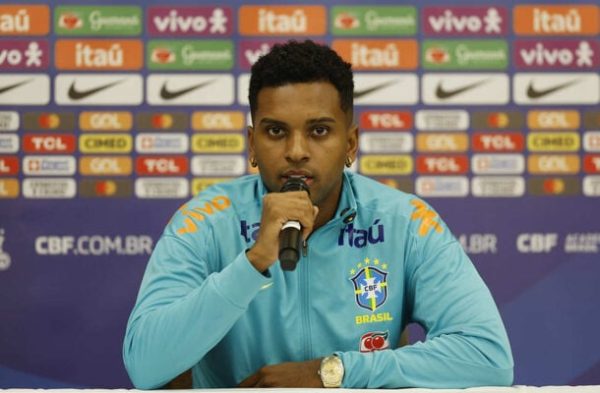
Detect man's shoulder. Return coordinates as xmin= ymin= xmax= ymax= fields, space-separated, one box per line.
xmin=164 ymin=175 xmax=261 ymax=238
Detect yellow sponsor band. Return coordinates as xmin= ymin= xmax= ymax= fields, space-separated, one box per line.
xmin=0 ymin=178 xmax=19 ymax=198
xmin=528 ymin=154 xmax=580 ymax=174
xmin=527 ymin=132 xmax=580 ymax=152
xmin=192 ymin=111 xmax=245 ymax=131
xmin=79 ymin=112 xmax=133 ymax=131
xmin=79 ymin=134 xmax=132 ymax=153
xmin=79 ymin=156 xmax=132 ymax=175
xmin=527 ymin=110 xmax=580 ymax=130
xmin=360 ymin=155 xmax=413 ymax=175
xmin=191 ymin=134 xmax=245 ymax=153
xmin=416 ymin=133 xmax=469 ymax=152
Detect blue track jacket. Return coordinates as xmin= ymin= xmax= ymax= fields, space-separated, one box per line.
xmin=123 ymin=172 xmax=513 ymax=389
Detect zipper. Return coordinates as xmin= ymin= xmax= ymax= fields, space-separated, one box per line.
xmin=300 ymin=241 xmax=312 ymax=359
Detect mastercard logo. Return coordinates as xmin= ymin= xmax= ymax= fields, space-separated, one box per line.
xmin=543 ymin=178 xmax=565 ymax=194
xmin=95 ymin=180 xmax=117 ymax=196
xmin=151 ymin=114 xmax=173 ymax=129
xmin=37 ymin=113 xmax=60 ymax=129
xmin=486 ymin=112 xmax=509 ymax=128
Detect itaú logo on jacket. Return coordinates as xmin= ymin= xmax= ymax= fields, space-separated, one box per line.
xmin=338 ymin=219 xmax=384 ymax=248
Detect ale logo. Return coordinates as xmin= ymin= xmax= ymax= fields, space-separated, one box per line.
xmin=335 ymin=12 xmax=359 ymax=30
xmin=58 ymin=12 xmax=83 ymax=30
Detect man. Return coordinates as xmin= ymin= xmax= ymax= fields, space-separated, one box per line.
xmin=123 ymin=40 xmax=513 ymax=389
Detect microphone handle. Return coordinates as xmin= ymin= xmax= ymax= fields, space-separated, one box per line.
xmin=279 ymin=221 xmax=301 ymax=270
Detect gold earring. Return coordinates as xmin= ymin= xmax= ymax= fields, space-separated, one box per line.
xmin=250 ymin=157 xmax=258 ymax=168
xmin=345 ymin=157 xmax=353 ymax=168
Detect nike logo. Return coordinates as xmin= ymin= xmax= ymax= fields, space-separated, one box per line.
xmin=160 ymin=80 xmax=215 ymax=100
xmin=68 ymin=79 xmax=125 ymax=100
xmin=353 ymin=80 xmax=397 ymax=99
xmin=526 ymin=79 xmax=579 ymax=99
xmin=0 ymin=79 xmax=33 ymax=95
xmin=435 ymin=78 xmax=490 ymax=99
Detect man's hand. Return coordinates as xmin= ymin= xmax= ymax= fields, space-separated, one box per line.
xmin=246 ymin=190 xmax=318 ymax=272
xmin=238 ymin=359 xmax=323 ymax=388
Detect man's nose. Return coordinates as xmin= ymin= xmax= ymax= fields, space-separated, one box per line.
xmin=285 ymin=131 xmax=310 ymax=163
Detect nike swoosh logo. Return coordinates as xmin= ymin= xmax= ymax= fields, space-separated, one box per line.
xmin=0 ymin=79 xmax=33 ymax=95
xmin=260 ymin=282 xmax=274 ymax=291
xmin=435 ymin=78 xmax=490 ymax=99
xmin=160 ymin=80 xmax=215 ymax=100
xmin=353 ymin=80 xmax=397 ymax=99
xmin=68 ymin=79 xmax=125 ymax=100
xmin=526 ymin=79 xmax=580 ymax=99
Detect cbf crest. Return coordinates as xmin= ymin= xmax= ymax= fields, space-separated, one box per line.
xmin=349 ymin=258 xmax=389 ymax=312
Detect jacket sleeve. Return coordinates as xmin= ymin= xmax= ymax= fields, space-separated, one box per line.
xmin=122 ymin=224 xmax=270 ymax=389
xmin=337 ymin=199 xmax=514 ymax=388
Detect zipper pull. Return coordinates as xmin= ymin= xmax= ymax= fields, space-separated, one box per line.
xmin=302 ymin=240 xmax=308 ymax=257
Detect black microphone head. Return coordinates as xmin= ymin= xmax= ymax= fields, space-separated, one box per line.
xmin=280 ymin=176 xmax=310 ymax=194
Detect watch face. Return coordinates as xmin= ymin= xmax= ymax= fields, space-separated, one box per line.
xmin=321 ymin=356 xmax=343 ymax=387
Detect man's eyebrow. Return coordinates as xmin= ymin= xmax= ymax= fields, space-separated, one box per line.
xmin=306 ymin=117 xmax=336 ymax=125
xmin=259 ymin=118 xmax=287 ymax=126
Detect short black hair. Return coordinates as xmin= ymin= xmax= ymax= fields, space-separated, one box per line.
xmin=249 ymin=40 xmax=354 ymax=122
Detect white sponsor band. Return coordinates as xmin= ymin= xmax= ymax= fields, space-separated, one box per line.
xmin=23 ymin=155 xmax=76 ymax=176
xmin=583 ymin=132 xmax=600 ymax=152
xmin=0 ymin=74 xmax=50 ymax=105
xmin=583 ymin=176 xmax=600 ymax=196
xmin=135 ymin=177 xmax=189 ymax=198
xmin=415 ymin=110 xmax=469 ymax=131
xmin=147 ymin=74 xmax=234 ymax=105
xmin=55 ymin=74 xmax=143 ymax=105
xmin=191 ymin=155 xmax=246 ymax=176
xmin=471 ymin=154 xmax=525 ymax=175
xmin=359 ymin=132 xmax=413 ymax=153
xmin=23 ymin=178 xmax=77 ymax=199
xmin=135 ymin=133 xmax=189 ymax=154
xmin=513 ymin=73 xmax=600 ymax=105
xmin=0 ymin=111 xmax=19 ymax=131
xmin=353 ymin=73 xmax=418 ymax=105
xmin=422 ymin=73 xmax=509 ymax=105
xmin=0 ymin=134 xmax=19 ymax=153
xmin=471 ymin=176 xmax=525 ymax=197
xmin=415 ymin=176 xmax=469 ymax=197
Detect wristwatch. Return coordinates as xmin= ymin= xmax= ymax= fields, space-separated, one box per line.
xmin=319 ymin=355 xmax=344 ymax=388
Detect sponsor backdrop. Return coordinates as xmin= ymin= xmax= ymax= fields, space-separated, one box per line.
xmin=1 ymin=0 xmax=599 ymax=387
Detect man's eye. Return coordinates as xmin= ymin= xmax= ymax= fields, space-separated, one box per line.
xmin=312 ymin=126 xmax=329 ymax=136
xmin=267 ymin=126 xmax=284 ymax=136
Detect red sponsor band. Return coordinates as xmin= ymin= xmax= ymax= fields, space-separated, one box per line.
xmin=0 ymin=156 xmax=19 ymax=175
xmin=472 ymin=132 xmax=525 ymax=152
xmin=584 ymin=155 xmax=600 ymax=173
xmin=22 ymin=134 xmax=76 ymax=153
xmin=360 ymin=111 xmax=412 ymax=131
xmin=416 ymin=155 xmax=469 ymax=174
xmin=136 ymin=156 xmax=189 ymax=176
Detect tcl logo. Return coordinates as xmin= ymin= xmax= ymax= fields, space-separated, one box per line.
xmin=23 ymin=134 xmax=76 ymax=153
xmin=136 ymin=156 xmax=188 ymax=175
xmin=360 ymin=111 xmax=412 ymax=130
xmin=359 ymin=331 xmax=390 ymax=353
xmin=472 ymin=133 xmax=524 ymax=152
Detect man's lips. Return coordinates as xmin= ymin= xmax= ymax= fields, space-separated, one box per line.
xmin=281 ymin=171 xmax=314 ymax=186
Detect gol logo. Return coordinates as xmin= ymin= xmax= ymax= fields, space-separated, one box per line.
xmin=359 ymin=331 xmax=390 ymax=352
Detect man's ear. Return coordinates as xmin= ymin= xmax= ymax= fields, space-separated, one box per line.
xmin=346 ymin=123 xmax=359 ymax=162
xmin=247 ymin=125 xmax=255 ymax=159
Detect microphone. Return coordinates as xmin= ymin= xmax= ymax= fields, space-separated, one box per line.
xmin=279 ymin=176 xmax=310 ymax=271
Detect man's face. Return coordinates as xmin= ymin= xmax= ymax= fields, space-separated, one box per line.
xmin=248 ymin=81 xmax=358 ymax=215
